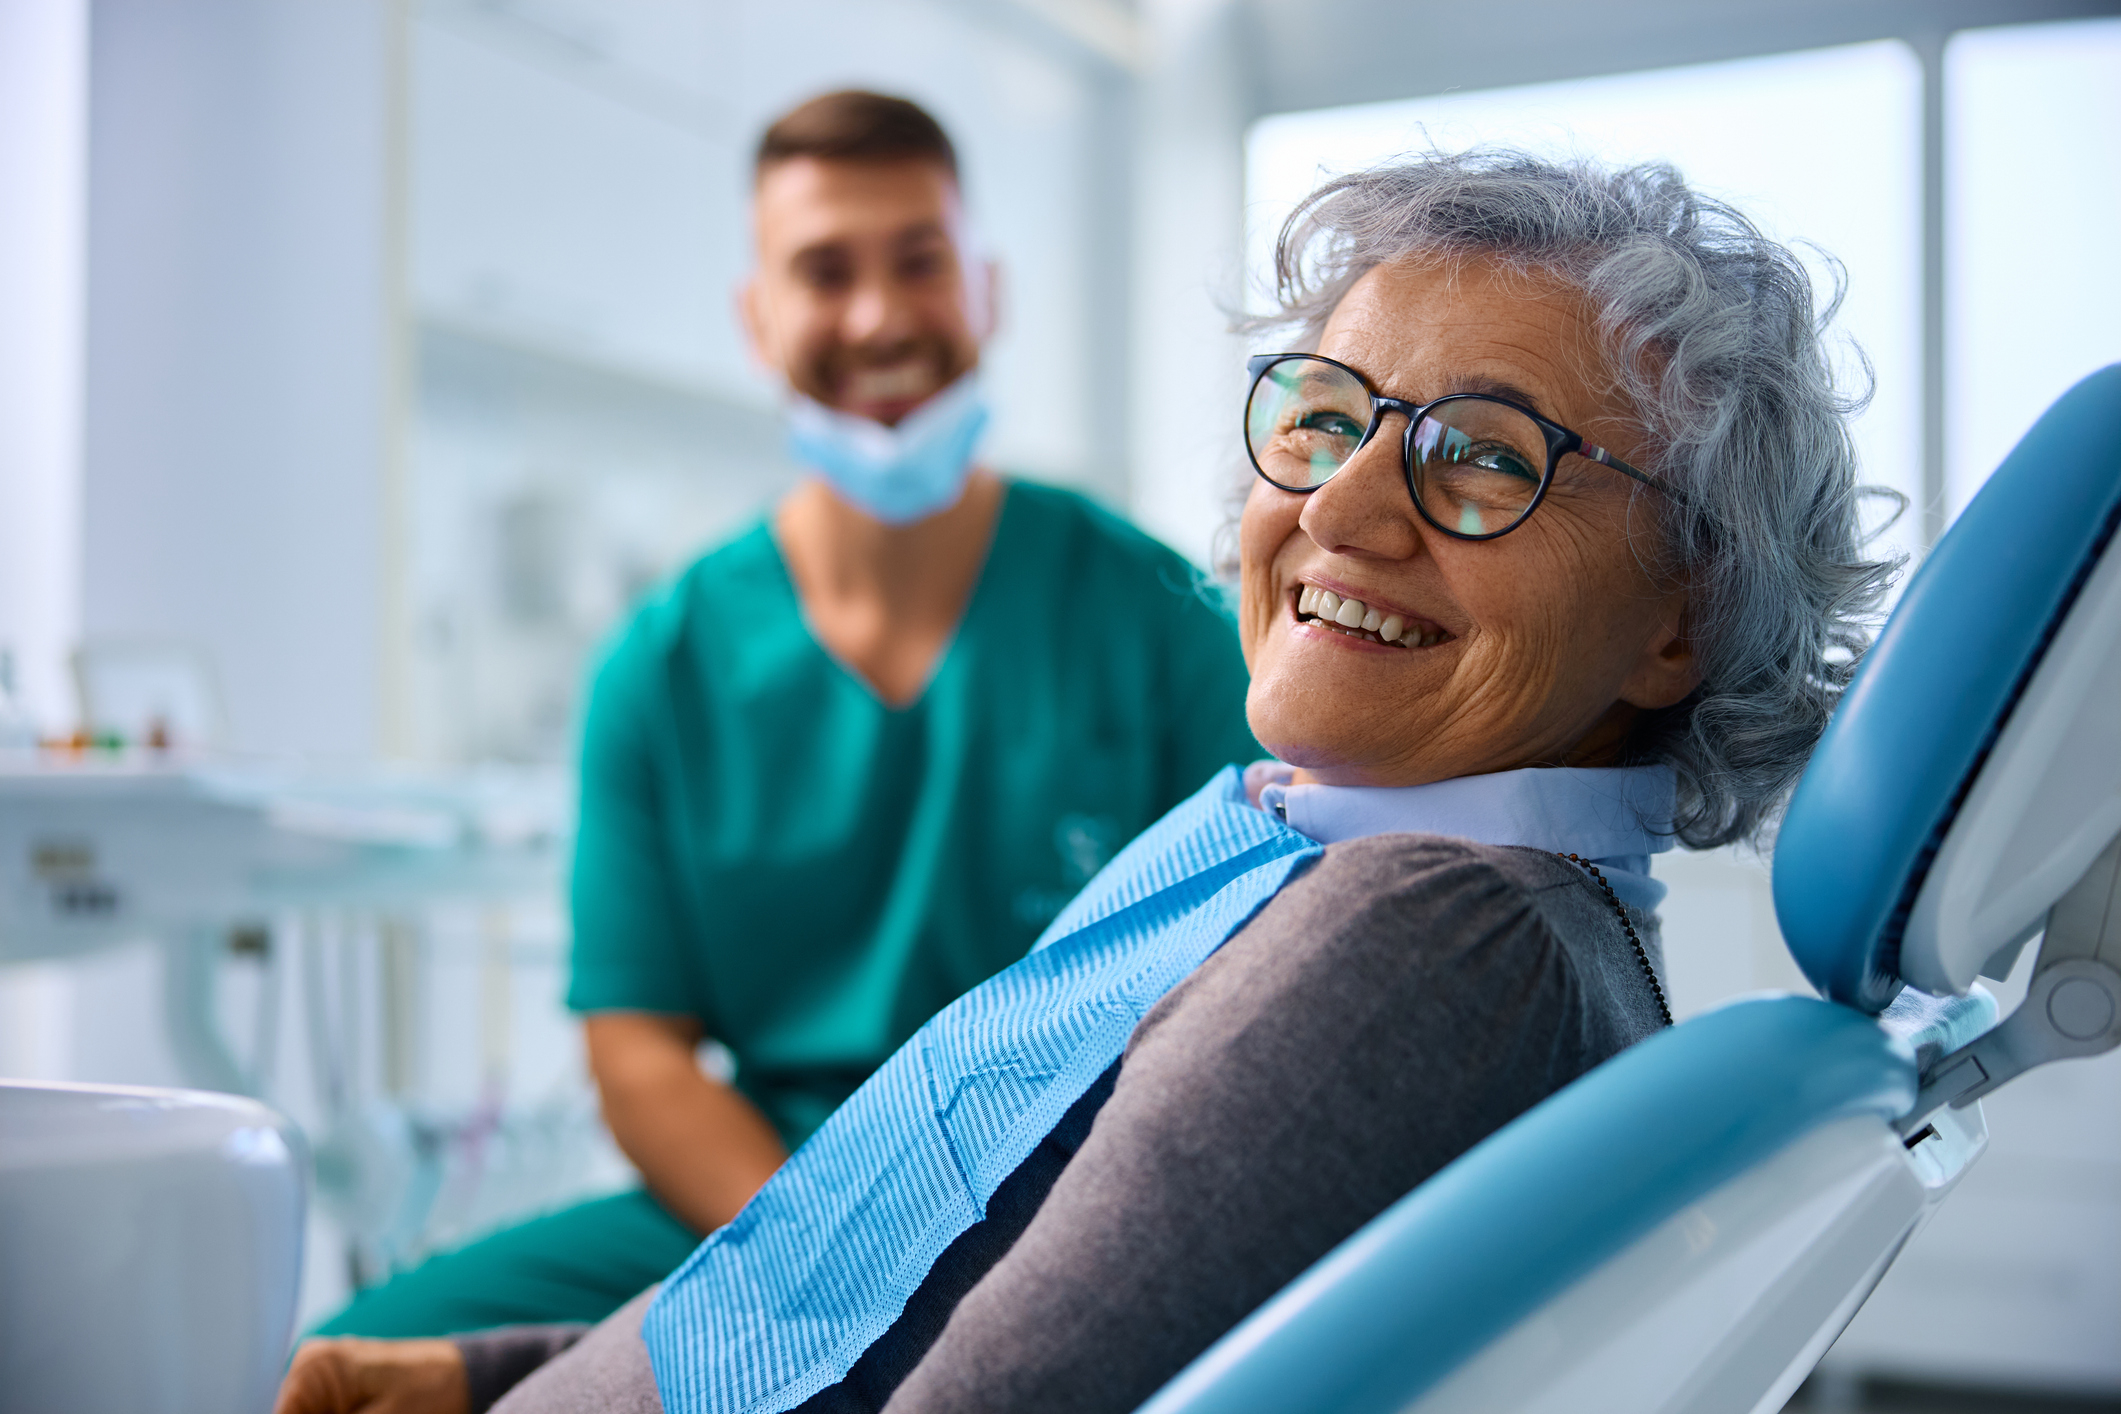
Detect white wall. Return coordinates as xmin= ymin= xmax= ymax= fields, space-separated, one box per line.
xmin=0 ymin=0 xmax=89 ymax=733
xmin=78 ymin=0 xmax=403 ymax=758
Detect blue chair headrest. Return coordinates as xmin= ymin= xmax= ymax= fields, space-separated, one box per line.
xmin=1774 ymin=366 xmax=2121 ymax=1012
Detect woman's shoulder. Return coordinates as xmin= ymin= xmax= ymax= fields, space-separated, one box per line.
xmin=1270 ymin=834 xmax=1642 ymax=976
xmin=1137 ymin=833 xmax=1648 ymax=1076
xmin=1277 ymin=834 xmax=1665 ymax=1039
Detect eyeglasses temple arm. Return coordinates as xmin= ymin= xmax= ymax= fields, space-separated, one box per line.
xmin=1581 ymin=443 xmax=1686 ymax=503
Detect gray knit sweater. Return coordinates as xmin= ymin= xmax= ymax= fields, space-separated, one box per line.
xmin=467 ymin=835 xmax=1668 ymax=1414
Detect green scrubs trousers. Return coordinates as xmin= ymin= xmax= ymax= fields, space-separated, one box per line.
xmin=313 ymin=1190 xmax=698 ymax=1337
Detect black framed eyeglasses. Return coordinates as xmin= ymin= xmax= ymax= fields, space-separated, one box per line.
xmin=1244 ymin=352 xmax=1677 ymax=541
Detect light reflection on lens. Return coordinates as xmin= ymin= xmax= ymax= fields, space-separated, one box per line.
xmin=1246 ymin=358 xmax=1371 ymax=490
xmin=1410 ymin=399 xmax=1549 ymax=537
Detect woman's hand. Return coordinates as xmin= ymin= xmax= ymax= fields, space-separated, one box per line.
xmin=272 ymin=1337 xmax=470 ymax=1414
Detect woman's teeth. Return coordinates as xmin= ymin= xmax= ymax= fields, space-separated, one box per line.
xmin=1295 ymin=584 xmax=1445 ymax=648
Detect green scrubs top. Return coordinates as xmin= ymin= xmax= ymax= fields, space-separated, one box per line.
xmin=568 ymin=481 xmax=1259 ymax=1149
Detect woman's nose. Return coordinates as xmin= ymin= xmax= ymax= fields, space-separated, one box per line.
xmin=1297 ymin=421 xmax=1426 ymax=561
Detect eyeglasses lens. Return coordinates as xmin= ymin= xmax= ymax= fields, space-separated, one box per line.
xmin=1246 ymin=359 xmax=1552 ymax=539
xmin=1246 ymin=360 xmax=1371 ymax=490
xmin=1409 ymin=399 xmax=1549 ymax=537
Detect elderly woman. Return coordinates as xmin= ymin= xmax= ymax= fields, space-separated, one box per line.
xmin=276 ymin=150 xmax=1890 ymax=1414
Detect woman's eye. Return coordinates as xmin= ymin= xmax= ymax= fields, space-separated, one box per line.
xmin=1468 ymin=447 xmax=1540 ymax=482
xmin=1297 ymin=411 xmax=1364 ymax=440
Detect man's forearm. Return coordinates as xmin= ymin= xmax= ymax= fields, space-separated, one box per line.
xmin=613 ymin=1070 xmax=788 ymax=1233
xmin=586 ymin=1013 xmax=789 ymax=1235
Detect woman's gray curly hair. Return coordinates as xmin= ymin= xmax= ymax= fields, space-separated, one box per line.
xmin=1245 ymin=148 xmax=1900 ymax=849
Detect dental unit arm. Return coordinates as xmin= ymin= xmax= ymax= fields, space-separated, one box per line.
xmin=1902 ymin=831 xmax=2121 ymax=1134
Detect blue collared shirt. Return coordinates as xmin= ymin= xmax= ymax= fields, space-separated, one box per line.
xmin=1243 ymin=761 xmax=1675 ymax=914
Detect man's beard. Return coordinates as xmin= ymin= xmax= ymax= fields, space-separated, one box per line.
xmin=802 ymin=336 xmax=971 ymax=423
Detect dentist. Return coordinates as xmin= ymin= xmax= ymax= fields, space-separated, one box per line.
xmin=311 ymin=91 xmax=1259 ymax=1341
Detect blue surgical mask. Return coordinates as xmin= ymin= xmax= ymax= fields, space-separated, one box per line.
xmin=784 ymin=372 xmax=990 ymax=524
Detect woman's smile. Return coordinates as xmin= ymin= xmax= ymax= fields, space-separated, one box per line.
xmin=1287 ymin=580 xmax=1452 ymax=649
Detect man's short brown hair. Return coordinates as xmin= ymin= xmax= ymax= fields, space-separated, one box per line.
xmin=754 ymin=90 xmax=958 ymax=184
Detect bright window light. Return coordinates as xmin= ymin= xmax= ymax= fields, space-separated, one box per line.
xmin=1246 ymin=42 xmax=1923 ymax=564
xmin=1945 ymin=18 xmax=2121 ymax=516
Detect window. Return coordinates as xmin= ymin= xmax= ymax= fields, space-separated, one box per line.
xmin=1945 ymin=17 xmax=2121 ymax=516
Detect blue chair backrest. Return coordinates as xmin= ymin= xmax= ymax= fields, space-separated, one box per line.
xmin=1774 ymin=366 xmax=2121 ymax=1011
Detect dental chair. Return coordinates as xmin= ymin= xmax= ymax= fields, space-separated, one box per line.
xmin=0 ymin=1080 xmax=305 ymax=1413
xmin=1140 ymin=365 xmax=2121 ymax=1414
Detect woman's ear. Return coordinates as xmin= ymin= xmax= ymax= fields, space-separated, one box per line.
xmin=1620 ymin=604 xmax=1702 ymax=711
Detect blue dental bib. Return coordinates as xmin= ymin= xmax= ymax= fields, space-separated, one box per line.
xmin=642 ymin=767 xmax=1323 ymax=1414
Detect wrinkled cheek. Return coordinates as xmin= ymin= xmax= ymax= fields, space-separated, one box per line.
xmin=1240 ymin=482 xmax=1301 ymax=567
xmin=1476 ymin=642 xmax=1593 ymax=757
xmin=1237 ymin=538 xmax=1292 ymax=672
xmin=1431 ymin=637 xmax=1526 ymax=722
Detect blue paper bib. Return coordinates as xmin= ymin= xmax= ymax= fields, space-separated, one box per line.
xmin=642 ymin=767 xmax=1322 ymax=1414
